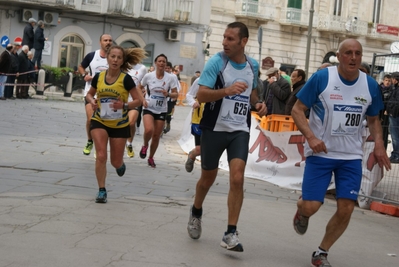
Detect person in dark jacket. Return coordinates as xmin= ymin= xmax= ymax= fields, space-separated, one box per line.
xmin=32 ymin=20 xmax=47 ymax=69
xmin=4 ymin=44 xmax=20 ymax=99
xmin=262 ymin=67 xmax=291 ymax=115
xmin=285 ymin=69 xmax=306 ymax=115
xmin=379 ymin=74 xmax=392 ymax=150
xmin=386 ymin=72 xmax=399 ymax=163
xmin=0 ymin=44 xmax=13 ymax=100
xmin=21 ymin=18 xmax=36 ymax=50
xmin=17 ymin=45 xmax=31 ymax=99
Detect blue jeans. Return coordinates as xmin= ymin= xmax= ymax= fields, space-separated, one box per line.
xmin=32 ymin=49 xmax=43 ymax=69
xmin=389 ymin=115 xmax=399 ymax=159
xmin=0 ymin=75 xmax=7 ymax=97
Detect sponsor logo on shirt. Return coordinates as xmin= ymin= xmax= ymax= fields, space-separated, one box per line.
xmin=334 ymin=105 xmax=362 ymax=113
xmin=330 ymin=94 xmax=343 ymax=100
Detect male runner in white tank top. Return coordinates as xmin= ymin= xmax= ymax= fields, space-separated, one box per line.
xmin=78 ymin=34 xmax=113 ymax=156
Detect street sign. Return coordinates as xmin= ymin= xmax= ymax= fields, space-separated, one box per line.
xmin=1 ymin=35 xmax=9 ymax=48
xmin=257 ymin=26 xmax=263 ymax=45
xmin=14 ymin=36 xmax=22 ymax=44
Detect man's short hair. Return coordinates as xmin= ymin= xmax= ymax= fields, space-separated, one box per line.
xmin=195 ymin=71 xmax=200 ymax=74
xmin=227 ymin=22 xmax=249 ymax=40
xmin=37 ymin=20 xmax=44 ymax=27
xmin=28 ymin=18 xmax=37 ymax=23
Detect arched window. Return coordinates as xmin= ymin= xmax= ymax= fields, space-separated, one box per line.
xmin=59 ymin=35 xmax=85 ymax=71
xmin=120 ymin=40 xmax=139 ymax=48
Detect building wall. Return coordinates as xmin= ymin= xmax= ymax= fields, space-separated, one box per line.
xmin=0 ymin=7 xmax=209 ymax=80
xmin=208 ymin=0 xmax=399 ymax=78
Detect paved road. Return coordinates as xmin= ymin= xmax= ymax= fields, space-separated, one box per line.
xmin=0 ymin=96 xmax=398 ymax=267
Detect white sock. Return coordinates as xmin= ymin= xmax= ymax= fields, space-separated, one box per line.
xmin=126 ymin=142 xmax=132 ymax=146
xmin=315 ymin=247 xmax=328 ymax=256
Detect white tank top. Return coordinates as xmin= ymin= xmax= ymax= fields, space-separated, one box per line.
xmin=84 ymin=50 xmax=109 ymax=96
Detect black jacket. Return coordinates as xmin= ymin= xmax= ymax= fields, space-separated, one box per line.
xmin=386 ymin=84 xmax=399 ymax=118
xmin=285 ymin=80 xmax=306 ymax=115
xmin=0 ymin=50 xmax=11 ymax=74
xmin=22 ymin=23 xmax=35 ymax=49
xmin=263 ymin=76 xmax=291 ymax=115
xmin=18 ymin=51 xmax=30 ymax=79
xmin=9 ymin=52 xmax=19 ymax=73
xmin=33 ymin=27 xmax=45 ymax=50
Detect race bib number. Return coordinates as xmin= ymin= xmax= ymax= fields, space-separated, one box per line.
xmin=148 ymin=95 xmax=165 ymax=111
xmin=220 ymin=95 xmax=249 ymax=124
xmin=331 ymin=104 xmax=363 ymax=136
xmin=100 ymin=98 xmax=122 ymax=120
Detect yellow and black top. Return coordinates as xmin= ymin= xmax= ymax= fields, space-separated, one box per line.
xmin=91 ymin=70 xmax=135 ymax=128
xmin=191 ymin=102 xmax=205 ymax=125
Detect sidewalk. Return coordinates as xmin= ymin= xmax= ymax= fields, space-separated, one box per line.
xmin=0 ymin=96 xmax=398 ymax=267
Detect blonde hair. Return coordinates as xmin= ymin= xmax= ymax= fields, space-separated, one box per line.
xmin=107 ymin=45 xmax=147 ymax=72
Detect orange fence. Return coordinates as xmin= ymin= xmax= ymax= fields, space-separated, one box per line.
xmin=177 ymin=81 xmax=188 ymax=106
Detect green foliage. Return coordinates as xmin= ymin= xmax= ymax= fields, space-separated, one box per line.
xmin=41 ymin=65 xmax=73 ymax=81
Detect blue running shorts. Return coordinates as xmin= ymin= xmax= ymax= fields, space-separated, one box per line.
xmin=302 ymin=156 xmax=362 ymax=202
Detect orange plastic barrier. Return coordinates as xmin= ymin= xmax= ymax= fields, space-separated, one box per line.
xmin=177 ymin=81 xmax=187 ymax=106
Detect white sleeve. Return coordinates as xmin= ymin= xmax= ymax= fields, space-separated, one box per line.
xmin=185 ymin=77 xmax=200 ymax=107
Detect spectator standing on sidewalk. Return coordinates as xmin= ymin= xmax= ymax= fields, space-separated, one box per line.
xmin=386 ymin=72 xmax=399 ymax=163
xmin=279 ymin=65 xmax=291 ymax=85
xmin=291 ymin=39 xmax=391 ymax=267
xmin=4 ymin=44 xmax=19 ymax=99
xmin=17 ymin=45 xmax=30 ymax=99
xmin=78 ymin=34 xmax=113 ymax=156
xmin=22 ymin=18 xmax=36 ymax=50
xmin=263 ymin=67 xmax=291 ymax=115
xmin=85 ymin=46 xmax=145 ymax=203
xmin=186 ymin=22 xmax=266 ymax=252
xmin=139 ymin=54 xmax=178 ymax=168
xmin=32 ymin=20 xmax=48 ymax=69
xmin=0 ymin=44 xmax=13 ymax=100
xmin=379 ymin=74 xmax=392 ymax=150
xmin=285 ymin=68 xmax=306 ymax=115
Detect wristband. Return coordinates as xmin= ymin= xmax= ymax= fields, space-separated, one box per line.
xmin=123 ymin=103 xmax=128 ymax=110
xmin=257 ymin=100 xmax=263 ymax=104
xmin=167 ymin=92 xmax=170 ymax=97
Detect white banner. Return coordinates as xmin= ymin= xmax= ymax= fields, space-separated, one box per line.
xmin=178 ymin=112 xmax=383 ymax=207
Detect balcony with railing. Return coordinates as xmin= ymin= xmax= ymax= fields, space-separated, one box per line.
xmin=279 ymin=7 xmax=316 ymax=27
xmin=235 ymin=0 xmax=277 ymax=21
xmin=12 ymin=0 xmax=198 ymax=24
xmin=317 ymin=14 xmax=368 ymax=36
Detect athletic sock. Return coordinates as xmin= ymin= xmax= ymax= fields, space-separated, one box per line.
xmin=126 ymin=142 xmax=132 ymax=146
xmin=226 ymin=225 xmax=237 ymax=234
xmin=315 ymin=247 xmax=328 ymax=256
xmin=191 ymin=205 xmax=202 ymax=218
xmin=99 ymin=187 xmax=106 ymax=192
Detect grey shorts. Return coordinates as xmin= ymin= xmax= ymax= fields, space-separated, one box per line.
xmin=200 ymin=129 xmax=249 ymax=170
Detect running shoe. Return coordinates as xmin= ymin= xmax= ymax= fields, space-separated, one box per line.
xmin=139 ymin=145 xmax=148 ymax=159
xmin=220 ymin=231 xmax=243 ymax=252
xmin=293 ymin=209 xmax=309 ymax=235
xmin=163 ymin=123 xmax=171 ymax=134
xmin=148 ymin=158 xmax=156 ymax=168
xmin=126 ymin=144 xmax=134 ymax=158
xmin=95 ymin=190 xmax=107 ymax=203
xmin=185 ymin=152 xmax=195 ymax=172
xmin=187 ymin=207 xmax=202 ymax=239
xmin=116 ymin=163 xmax=126 ymax=177
xmin=83 ymin=141 xmax=93 ymax=155
xmin=311 ymin=252 xmax=331 ymax=267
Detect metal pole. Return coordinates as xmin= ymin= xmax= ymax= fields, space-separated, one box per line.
xmin=305 ymin=0 xmax=315 ymax=77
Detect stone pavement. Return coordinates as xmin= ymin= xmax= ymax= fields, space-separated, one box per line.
xmin=0 ymin=94 xmax=398 ymax=267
